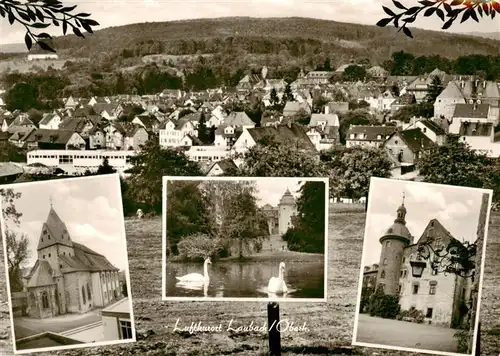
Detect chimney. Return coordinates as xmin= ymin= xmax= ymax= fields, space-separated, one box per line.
xmin=324 ymin=105 xmax=329 ymax=115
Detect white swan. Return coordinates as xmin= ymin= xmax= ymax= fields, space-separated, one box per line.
xmin=268 ymin=262 xmax=288 ymax=294
xmin=176 ymin=258 xmax=211 ymax=283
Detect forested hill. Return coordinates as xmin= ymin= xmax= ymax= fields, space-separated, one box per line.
xmin=50 ymin=17 xmax=498 ymax=61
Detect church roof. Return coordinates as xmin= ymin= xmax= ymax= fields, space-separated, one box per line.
xmin=37 ymin=206 xmax=74 ymax=250
xmin=27 ymin=260 xmax=56 ymax=288
xmin=59 ymin=242 xmax=119 ymax=273
xmin=279 ymin=189 xmax=295 ymax=205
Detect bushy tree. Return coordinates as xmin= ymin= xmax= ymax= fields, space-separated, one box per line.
xmin=323 ymin=146 xmax=392 ymax=199
xmin=283 ymin=84 xmax=294 ymax=102
xmin=127 ymin=139 xmax=203 ymax=214
xmin=96 ymin=157 xmax=117 ymax=175
xmin=0 ymin=141 xmax=26 ymax=162
xmin=177 ymin=234 xmax=223 ymax=261
xmin=343 ymin=65 xmax=367 ymax=82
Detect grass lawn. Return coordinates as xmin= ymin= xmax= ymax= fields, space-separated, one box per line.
xmin=0 ymin=205 xmax=499 ymax=355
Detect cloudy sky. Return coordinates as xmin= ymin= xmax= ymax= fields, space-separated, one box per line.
xmin=362 ymin=177 xmax=492 ymax=266
xmin=255 ymin=178 xmax=306 ymax=207
xmin=0 ymin=0 xmax=498 ymax=45
xmin=0 ymin=174 xmax=130 ymax=271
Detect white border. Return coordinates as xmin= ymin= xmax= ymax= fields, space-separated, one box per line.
xmin=0 ymin=174 xmax=137 ymax=355
xmin=351 ymin=176 xmax=493 ymax=356
xmin=161 ymin=176 xmax=329 ymax=302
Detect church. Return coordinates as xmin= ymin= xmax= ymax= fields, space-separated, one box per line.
xmin=23 ymin=202 xmax=123 ymax=319
xmin=261 ymin=188 xmax=298 ymax=235
xmin=363 ymin=196 xmax=473 ymax=328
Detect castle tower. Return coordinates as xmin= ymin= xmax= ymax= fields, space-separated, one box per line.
xmin=376 ymin=194 xmax=412 ymax=296
xmin=278 ymin=188 xmax=297 ymax=235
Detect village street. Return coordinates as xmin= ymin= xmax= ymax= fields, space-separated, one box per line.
xmin=356 ymin=314 xmax=459 ymax=352
xmin=13 ymin=309 xmax=102 ymax=340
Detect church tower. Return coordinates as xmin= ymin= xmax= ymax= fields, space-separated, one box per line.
xmin=278 ymin=188 xmax=297 ymax=235
xmin=376 ymin=194 xmax=412 ymax=296
xmin=37 ymin=199 xmax=75 ymax=275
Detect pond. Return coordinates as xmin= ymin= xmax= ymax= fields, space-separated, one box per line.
xmin=165 ymin=259 xmax=325 ymax=299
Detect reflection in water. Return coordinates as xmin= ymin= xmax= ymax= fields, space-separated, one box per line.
xmin=166 ymin=259 xmax=324 ymax=299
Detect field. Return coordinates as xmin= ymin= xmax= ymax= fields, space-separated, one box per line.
xmin=0 ymin=59 xmax=67 ymax=74
xmin=0 ymin=204 xmax=499 ymax=355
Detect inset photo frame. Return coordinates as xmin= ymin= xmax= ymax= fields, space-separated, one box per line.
xmin=0 ymin=174 xmax=136 ymax=354
xmin=162 ymin=176 xmax=328 ymax=302
xmin=353 ymin=177 xmax=492 ymax=356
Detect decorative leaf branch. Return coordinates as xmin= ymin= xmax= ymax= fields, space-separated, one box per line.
xmin=377 ymin=0 xmax=500 ymax=38
xmin=0 ymin=0 xmax=100 ymax=52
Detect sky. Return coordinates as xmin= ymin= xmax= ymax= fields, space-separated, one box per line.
xmin=255 ymin=178 xmax=305 ymax=207
xmin=0 ymin=174 xmax=130 ymax=271
xmin=0 ymin=0 xmax=498 ymax=45
xmin=362 ymin=177 xmax=492 ymax=266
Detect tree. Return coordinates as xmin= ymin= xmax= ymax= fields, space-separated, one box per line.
xmin=418 ymin=135 xmax=492 ymax=189
xmin=270 ymin=88 xmax=279 ymax=106
xmin=1 ymin=189 xmax=29 ymax=293
xmin=377 ymin=0 xmax=499 ymax=38
xmin=166 ymin=181 xmax=215 ymax=256
xmin=197 ymin=112 xmax=210 ymax=144
xmin=426 ymin=75 xmax=444 ymax=103
xmin=0 ymin=141 xmax=26 ymax=162
xmin=283 ymin=84 xmax=294 ymax=102
xmin=4 ymin=82 xmax=39 ymax=111
xmin=343 ymin=65 xmax=367 ymax=82
xmin=283 ymin=181 xmax=326 ymax=253
xmin=238 ymin=136 xmax=326 ymax=178
xmin=96 ymin=157 xmax=117 ymax=175
xmin=338 ymin=109 xmax=378 ymax=144
xmin=1 ymin=0 xmax=100 ymax=52
xmin=323 ymin=146 xmax=392 ymax=199
xmin=127 ymin=139 xmax=204 ymax=214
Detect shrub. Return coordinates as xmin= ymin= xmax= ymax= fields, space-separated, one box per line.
xmin=177 ymin=234 xmax=222 ymax=261
xmin=397 ymin=307 xmax=425 ymax=323
xmin=368 ymin=290 xmax=400 ymax=319
xmin=454 ymin=329 xmax=469 ymax=353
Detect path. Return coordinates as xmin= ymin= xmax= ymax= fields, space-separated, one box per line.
xmin=356 ymin=314 xmax=459 ymax=353
xmin=14 ymin=309 xmax=102 ymax=340
xmin=261 ymin=234 xmax=287 ymax=252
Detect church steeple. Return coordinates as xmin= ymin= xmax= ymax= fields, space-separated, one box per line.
xmin=395 ymin=192 xmax=407 ymax=224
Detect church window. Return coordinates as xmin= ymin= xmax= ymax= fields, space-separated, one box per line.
xmin=63 ymin=252 xmax=65 ymax=255
xmin=429 ymin=281 xmax=437 ymax=295
xmin=426 ymin=308 xmax=433 ymax=318
xmin=59 ymin=264 xmax=63 ymax=269
xmin=400 ymin=270 xmax=403 ymax=277
xmin=82 ymin=286 xmax=86 ymax=304
xmin=41 ymin=292 xmax=49 ymax=309
xmin=403 ymin=257 xmax=406 ymax=263
xmin=43 ymin=229 xmax=47 ymax=235
xmin=87 ymin=284 xmax=92 ymax=300
xmin=119 ymin=319 xmax=133 ymax=339
xmin=380 ymin=270 xmax=385 ymax=279
xmin=43 ymin=255 xmax=45 ymax=259
xmin=383 ymin=258 xmax=388 ymax=265
xmin=398 ymin=284 xmax=402 ymax=295
xmin=412 ymin=283 xmax=419 ymax=295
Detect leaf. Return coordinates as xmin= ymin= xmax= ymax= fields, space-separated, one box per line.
xmin=403 ymin=17 xmax=416 ymax=23
xmin=403 ymin=27 xmax=413 ymax=38
xmin=450 ymin=0 xmax=464 ymax=5
xmin=26 ymin=8 xmax=37 ymax=21
xmin=63 ymin=20 xmax=67 ymax=35
xmin=392 ymin=0 xmax=407 ymax=10
xmin=24 ymin=33 xmax=33 ymax=50
xmin=76 ymin=13 xmax=91 ymax=17
xmin=52 ymin=19 xmax=59 ymax=26
xmin=8 ymin=11 xmax=15 ymax=25
xmin=461 ymin=9 xmax=472 ymax=23
xmin=443 ymin=3 xmax=452 ymax=14
xmin=383 ymin=6 xmax=396 ymax=16
xmin=436 ymin=8 xmax=445 ymax=21
xmin=19 ymin=12 xmax=32 ymax=22
xmin=483 ymin=4 xmax=489 ymax=16
xmin=406 ymin=6 xmax=420 ymax=15
xmin=38 ymin=41 xmax=56 ymax=53
xmin=494 ymin=2 xmax=500 ymax=14
xmin=81 ymin=22 xmax=93 ymax=34
xmin=419 ymin=1 xmax=436 ymax=6
xmin=73 ymin=27 xmax=84 ymax=38
xmin=376 ymin=18 xmax=393 ymax=27
xmin=61 ymin=5 xmax=77 ymax=12
xmin=36 ymin=33 xmax=52 ymax=39
xmin=35 ymin=8 xmax=44 ymax=22
xmin=470 ymin=9 xmax=479 ymax=22
xmin=84 ymin=19 xmax=100 ymax=26
xmin=30 ymin=23 xmax=51 ymax=28
xmin=0 ymin=8 xmax=4 ymax=17
xmin=477 ymin=6 xmax=483 ymax=18
xmin=442 ymin=17 xmax=455 ymax=30
xmin=424 ymin=7 xmax=436 ymax=16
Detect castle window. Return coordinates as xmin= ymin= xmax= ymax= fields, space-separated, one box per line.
xmin=377 ymin=283 xmax=385 ymax=293
xmin=403 ymin=257 xmax=406 ymax=263
xmin=398 ymin=284 xmax=402 ymax=295
xmin=63 ymin=252 xmax=65 ymax=255
xmin=426 ymin=308 xmax=433 ymax=318
xmin=403 ymin=270 xmax=408 ymax=278
xmin=432 ymin=268 xmax=438 ymax=275
xmin=429 ymin=281 xmax=437 ymax=295
xmin=48 ymin=253 xmax=51 ymax=258
xmin=82 ymin=286 xmax=86 ymax=304
xmin=41 ymin=292 xmax=49 ymax=309
xmin=48 ymin=235 xmax=50 ymax=240
xmin=380 ymin=270 xmax=385 ymax=279
xmin=383 ymin=258 xmax=388 ymax=265
xmin=386 ymin=241 xmax=391 ymax=247
xmin=59 ymin=264 xmax=62 ymax=269
xmin=412 ymin=283 xmax=419 ymax=295
xmin=43 ymin=255 xmax=45 ymax=259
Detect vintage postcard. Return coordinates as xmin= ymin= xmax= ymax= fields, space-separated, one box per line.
xmin=0 ymin=174 xmax=136 ymax=354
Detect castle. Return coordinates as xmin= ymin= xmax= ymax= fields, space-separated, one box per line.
xmin=23 ymin=203 xmax=122 ymax=319
xmin=261 ymin=188 xmax=298 ymax=235
xmin=363 ymin=196 xmax=472 ymax=328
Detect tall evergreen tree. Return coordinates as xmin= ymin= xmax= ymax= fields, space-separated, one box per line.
xmin=270 ymin=88 xmax=279 ymax=106
xmin=283 ymin=84 xmax=295 ymax=102
xmin=96 ymin=157 xmax=117 ymax=175
xmin=197 ymin=112 xmax=209 ymax=144
xmin=425 ymin=76 xmax=444 ymax=103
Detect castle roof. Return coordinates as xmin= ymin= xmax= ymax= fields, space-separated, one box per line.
xmin=37 ymin=206 xmax=74 ymax=250
xmin=279 ymin=188 xmax=295 ymax=206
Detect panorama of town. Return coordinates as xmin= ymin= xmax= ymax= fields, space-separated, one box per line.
xmin=0 ymin=53 xmax=499 ymax=206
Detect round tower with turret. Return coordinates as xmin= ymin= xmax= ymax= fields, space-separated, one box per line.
xmin=376 ymin=194 xmax=412 ymax=296
xmin=278 ymin=188 xmax=297 ymax=235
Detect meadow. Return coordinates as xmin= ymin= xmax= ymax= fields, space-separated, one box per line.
xmin=0 ymin=204 xmax=498 ymax=355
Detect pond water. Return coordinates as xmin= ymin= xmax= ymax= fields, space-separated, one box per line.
xmin=165 ymin=259 xmax=324 ymax=299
